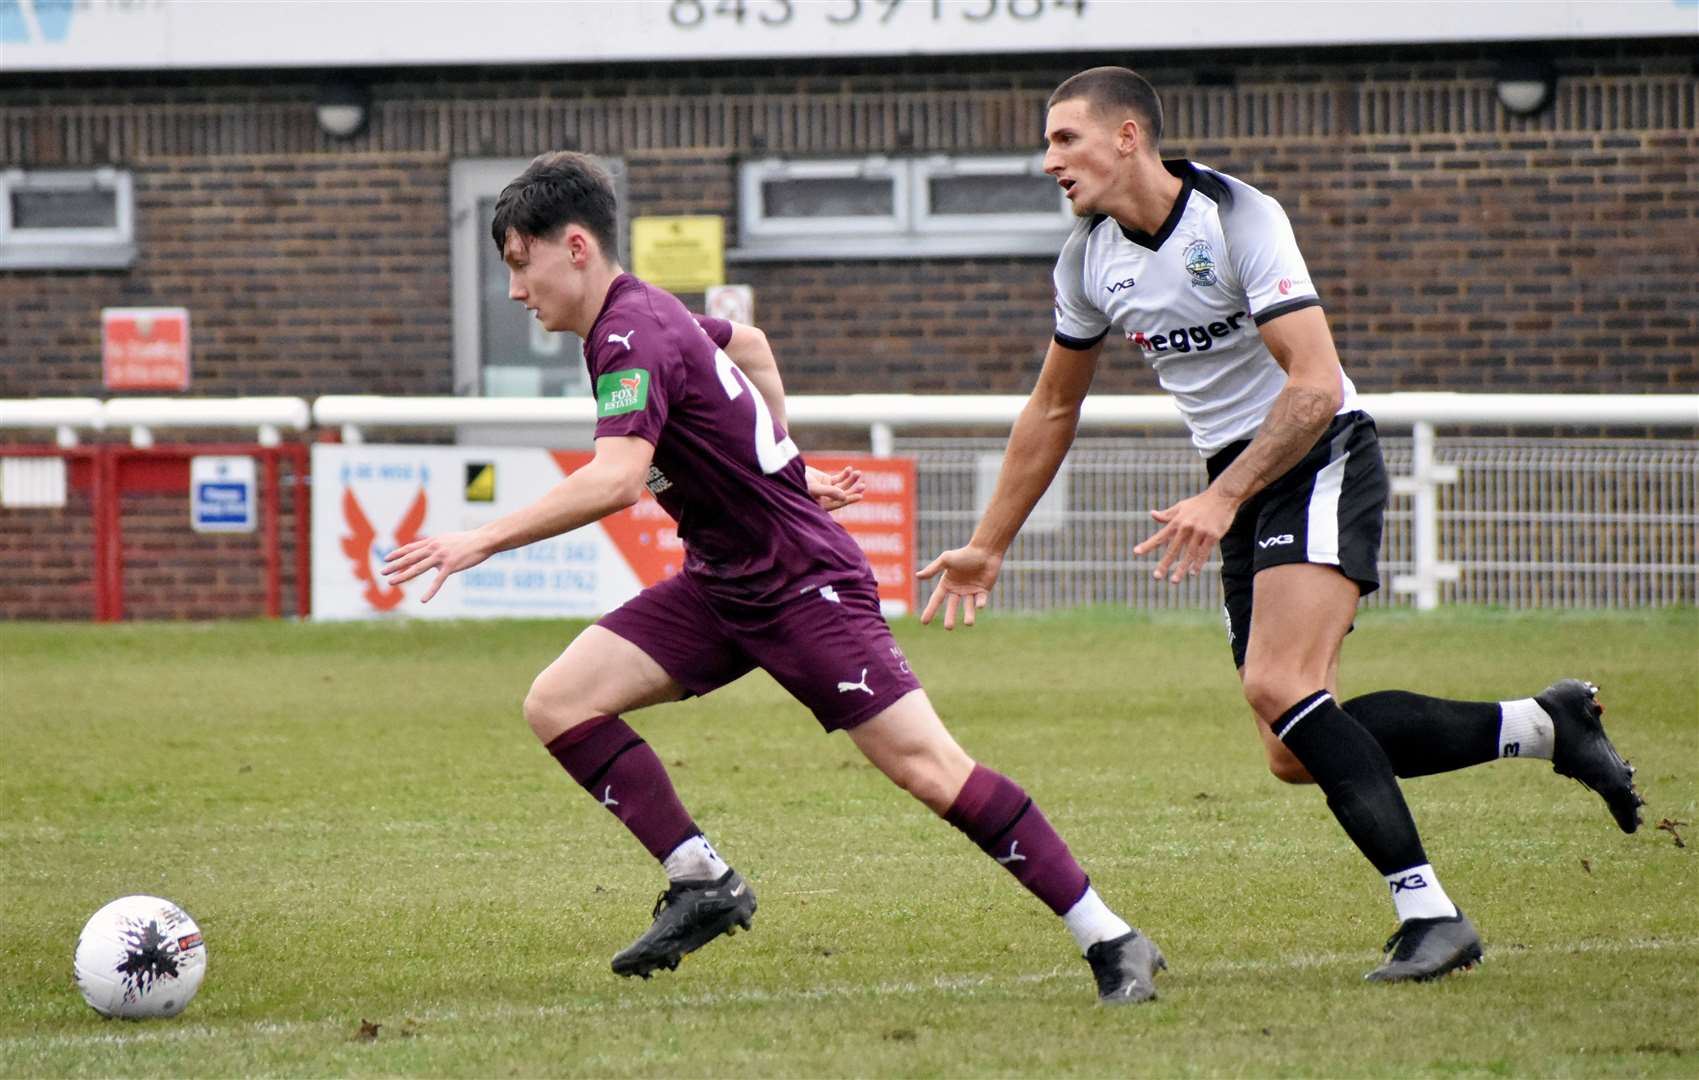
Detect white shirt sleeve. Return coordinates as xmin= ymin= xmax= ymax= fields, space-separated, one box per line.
xmin=1216 ymin=176 xmax=1321 ymax=326
xmin=1051 ymin=216 xmax=1111 ymax=349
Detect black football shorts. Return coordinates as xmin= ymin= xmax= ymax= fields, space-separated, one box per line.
xmin=1208 ymin=410 xmax=1389 ymax=669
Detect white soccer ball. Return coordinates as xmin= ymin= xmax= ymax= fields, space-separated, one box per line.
xmin=74 ymin=895 xmax=207 ymax=1019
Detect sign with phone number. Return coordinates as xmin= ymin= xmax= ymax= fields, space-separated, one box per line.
xmin=6 ymin=0 xmax=1690 ymax=73
xmin=665 ymin=0 xmax=1085 ymax=30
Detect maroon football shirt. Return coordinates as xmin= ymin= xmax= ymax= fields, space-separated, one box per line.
xmin=585 ymin=274 xmax=866 ymax=602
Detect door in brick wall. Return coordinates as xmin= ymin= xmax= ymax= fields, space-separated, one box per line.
xmin=449 ymin=158 xmax=628 ymax=405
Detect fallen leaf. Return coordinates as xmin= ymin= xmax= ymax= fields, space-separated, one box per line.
xmin=356 ymin=1019 xmax=381 ymax=1041
xmin=1655 ymin=818 xmax=1688 ymax=849
xmin=1579 ymin=858 xmax=1592 ymax=875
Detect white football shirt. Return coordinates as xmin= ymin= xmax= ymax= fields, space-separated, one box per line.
xmin=1052 ymin=160 xmax=1357 ymax=455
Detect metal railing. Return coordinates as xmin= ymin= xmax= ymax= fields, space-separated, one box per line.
xmin=901 ymin=435 xmax=1698 ymax=613
xmin=0 ymin=396 xmax=309 ymax=448
xmin=4 ymin=392 xmax=1695 ymax=611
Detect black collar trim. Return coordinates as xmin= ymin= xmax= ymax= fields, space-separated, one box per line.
xmin=1119 ymin=160 xmax=1195 ymax=251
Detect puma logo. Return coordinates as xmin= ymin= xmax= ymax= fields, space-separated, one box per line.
xmin=819 ymin=585 xmax=840 ymax=604
xmin=600 ymin=785 xmax=619 ymax=808
xmin=996 ymin=841 xmax=1027 ymax=865
xmin=608 ymin=330 xmax=636 ymax=350
xmin=836 ymin=669 xmax=873 ymax=695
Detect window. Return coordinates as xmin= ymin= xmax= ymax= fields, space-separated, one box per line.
xmin=0 ymin=168 xmax=136 ymax=270
xmin=741 ymin=157 xmax=907 ymax=241
xmin=734 ymin=154 xmax=1068 ymax=260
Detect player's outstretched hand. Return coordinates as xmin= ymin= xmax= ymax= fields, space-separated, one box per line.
xmin=916 ymin=545 xmax=1003 ymax=630
xmin=1133 ymin=488 xmax=1237 ymax=584
xmin=382 ymin=530 xmax=493 ymax=604
xmin=807 ymin=464 xmax=866 ymax=512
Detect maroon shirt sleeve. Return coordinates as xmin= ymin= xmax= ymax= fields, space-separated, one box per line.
xmin=691 ymin=313 xmax=734 ymax=350
xmin=589 ymin=322 xmax=674 ymax=445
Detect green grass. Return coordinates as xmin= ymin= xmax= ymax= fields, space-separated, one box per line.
xmin=2 ymin=609 xmax=1696 ymax=1078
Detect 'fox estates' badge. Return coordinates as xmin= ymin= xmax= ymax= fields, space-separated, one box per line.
xmin=596 ymin=369 xmax=649 ymax=417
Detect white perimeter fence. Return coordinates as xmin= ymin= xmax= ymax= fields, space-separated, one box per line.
xmin=3 ymin=392 xmax=1695 ymax=612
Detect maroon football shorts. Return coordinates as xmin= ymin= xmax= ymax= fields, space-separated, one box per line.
xmin=596 ymin=568 xmax=922 ymax=732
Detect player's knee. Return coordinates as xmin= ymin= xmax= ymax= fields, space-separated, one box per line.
xmin=1241 ymin=667 xmax=1308 ymax=722
xmin=887 ymin=757 xmax=941 ymax=807
xmin=523 ymin=675 xmax=591 ymax=744
xmin=521 ymin=683 xmax=555 ymax=742
xmin=882 ymin=751 xmax=962 ymax=814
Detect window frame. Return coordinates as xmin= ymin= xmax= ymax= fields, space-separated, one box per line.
xmin=732 ymin=154 xmax=1071 ymax=262
xmin=739 ymin=156 xmax=908 ymax=241
xmin=911 ymin=153 xmax=1068 ymax=235
xmin=0 ymin=167 xmax=137 ymax=270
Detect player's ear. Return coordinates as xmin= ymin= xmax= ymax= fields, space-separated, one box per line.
xmin=1117 ymin=117 xmax=1141 ymax=157
xmin=566 ymin=226 xmax=591 ymax=268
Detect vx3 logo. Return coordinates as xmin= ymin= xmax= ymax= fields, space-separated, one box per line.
xmin=599 ymin=785 xmax=619 ymax=808
xmin=1105 ymin=277 xmax=1136 ymax=294
xmin=1257 ymin=534 xmax=1295 ymax=549
xmin=996 ymin=841 xmax=1027 ymax=865
xmin=1389 ymin=873 xmax=1429 ymax=893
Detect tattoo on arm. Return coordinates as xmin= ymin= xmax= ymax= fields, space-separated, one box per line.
xmin=1211 ymin=384 xmax=1336 ymax=504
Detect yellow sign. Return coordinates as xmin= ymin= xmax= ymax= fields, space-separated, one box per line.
xmin=631 ymin=216 xmax=724 ymax=292
xmin=464 ymin=463 xmax=495 ymax=503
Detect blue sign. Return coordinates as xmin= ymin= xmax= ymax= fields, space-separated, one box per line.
xmin=196 ymin=483 xmax=251 ymax=525
xmin=191 ymin=456 xmax=256 ymax=533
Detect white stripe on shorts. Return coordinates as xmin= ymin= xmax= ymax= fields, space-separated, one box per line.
xmin=1306 ymin=450 xmax=1348 ymax=566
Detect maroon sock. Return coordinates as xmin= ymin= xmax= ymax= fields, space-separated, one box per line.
xmin=545 ymin=715 xmax=700 ymax=862
xmin=944 ymin=764 xmax=1090 ymax=915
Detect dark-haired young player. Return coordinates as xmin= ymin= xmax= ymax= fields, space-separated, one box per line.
xmin=919 ymin=67 xmax=1642 ymax=983
xmin=383 ymin=151 xmax=1166 ymax=1005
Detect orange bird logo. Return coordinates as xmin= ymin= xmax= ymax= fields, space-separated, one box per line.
xmin=340 ymin=486 xmax=428 ymax=611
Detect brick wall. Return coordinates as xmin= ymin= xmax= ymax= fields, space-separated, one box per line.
xmin=1 ymin=42 xmax=1694 ymax=618
xmin=0 ymin=483 xmax=96 ymax=619
xmin=117 ymin=486 xmax=304 ymax=621
xmin=0 ymin=449 xmax=306 ymax=620
xmin=2 ymin=156 xmax=452 ymax=398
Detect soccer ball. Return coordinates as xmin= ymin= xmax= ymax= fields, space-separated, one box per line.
xmin=73 ymin=895 xmax=207 ymax=1019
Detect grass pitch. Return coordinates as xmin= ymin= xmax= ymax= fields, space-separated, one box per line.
xmin=2 ymin=608 xmax=1695 ymax=1078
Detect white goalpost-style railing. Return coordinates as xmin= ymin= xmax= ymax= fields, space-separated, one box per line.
xmin=0 ymin=396 xmax=312 ymax=448
xmin=3 ymin=393 xmax=1695 ymax=611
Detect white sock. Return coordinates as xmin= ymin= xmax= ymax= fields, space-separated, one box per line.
xmin=1498 ymin=698 xmax=1555 ymax=761
xmin=1386 ymin=863 xmax=1458 ymax=922
xmin=661 ymin=834 xmax=729 ymax=883
xmin=1062 ymin=887 xmax=1133 ymax=953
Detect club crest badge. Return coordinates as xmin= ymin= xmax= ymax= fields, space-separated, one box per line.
xmin=1183 ymin=239 xmax=1218 ymax=287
